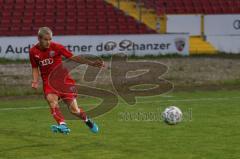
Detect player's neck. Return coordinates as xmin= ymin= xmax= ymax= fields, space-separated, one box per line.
xmin=37 ymin=43 xmax=49 ymax=51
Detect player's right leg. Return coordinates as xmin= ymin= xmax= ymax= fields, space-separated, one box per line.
xmin=45 ymin=93 xmax=70 ymax=134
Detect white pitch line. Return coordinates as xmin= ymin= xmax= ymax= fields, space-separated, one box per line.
xmin=162 ymin=96 xmax=240 ymax=102
xmin=0 ymin=106 xmax=49 ymax=111
xmin=0 ymin=96 xmax=240 ymax=111
xmin=160 ymin=95 xmax=174 ymax=98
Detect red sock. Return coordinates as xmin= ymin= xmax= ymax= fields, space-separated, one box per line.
xmin=76 ymin=108 xmax=87 ymax=122
xmin=50 ymin=107 xmax=65 ymax=125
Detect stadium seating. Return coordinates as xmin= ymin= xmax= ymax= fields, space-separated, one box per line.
xmin=0 ymin=0 xmax=155 ymax=36
xmin=141 ymin=0 xmax=240 ymax=15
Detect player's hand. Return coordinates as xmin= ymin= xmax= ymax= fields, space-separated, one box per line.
xmin=31 ymin=81 xmax=39 ymax=89
xmin=91 ymin=60 xmax=105 ymax=68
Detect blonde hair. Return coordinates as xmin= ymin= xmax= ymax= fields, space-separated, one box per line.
xmin=38 ymin=27 xmax=53 ymax=38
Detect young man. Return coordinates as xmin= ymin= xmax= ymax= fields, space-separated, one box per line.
xmin=29 ymin=27 xmax=104 ymax=134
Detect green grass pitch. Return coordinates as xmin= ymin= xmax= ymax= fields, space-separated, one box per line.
xmin=0 ymin=90 xmax=240 ymax=159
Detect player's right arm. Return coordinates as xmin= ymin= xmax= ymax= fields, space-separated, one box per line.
xmin=29 ymin=49 xmax=39 ymax=89
xmin=31 ymin=68 xmax=39 ymax=89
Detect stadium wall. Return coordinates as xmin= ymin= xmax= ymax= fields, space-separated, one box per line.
xmin=204 ymin=14 xmax=240 ymax=35
xmin=205 ymin=14 xmax=240 ymax=53
xmin=166 ymin=15 xmax=201 ymax=36
xmin=165 ymin=14 xmax=240 ymax=53
xmin=165 ymin=14 xmax=240 ymax=36
xmin=206 ymin=36 xmax=240 ymax=53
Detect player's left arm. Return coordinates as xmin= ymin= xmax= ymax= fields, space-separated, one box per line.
xmin=59 ymin=44 xmax=104 ymax=68
xmin=69 ymin=56 xmax=104 ymax=68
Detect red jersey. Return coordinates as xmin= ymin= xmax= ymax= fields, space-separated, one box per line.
xmin=29 ymin=42 xmax=74 ymax=84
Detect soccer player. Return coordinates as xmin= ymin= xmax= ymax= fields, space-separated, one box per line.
xmin=29 ymin=27 xmax=104 ymax=134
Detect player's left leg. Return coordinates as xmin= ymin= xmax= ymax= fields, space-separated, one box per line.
xmin=63 ymin=98 xmax=99 ymax=133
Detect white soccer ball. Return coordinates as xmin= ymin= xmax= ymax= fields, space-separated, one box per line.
xmin=162 ymin=106 xmax=183 ymax=125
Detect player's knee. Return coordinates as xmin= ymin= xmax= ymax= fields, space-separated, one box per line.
xmin=49 ymin=101 xmax=58 ymax=108
xmin=70 ymin=107 xmax=80 ymax=115
xmin=46 ymin=95 xmax=59 ymax=108
xmin=47 ymin=98 xmax=58 ymax=108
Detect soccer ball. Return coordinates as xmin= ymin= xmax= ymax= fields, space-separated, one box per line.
xmin=162 ymin=106 xmax=183 ymax=125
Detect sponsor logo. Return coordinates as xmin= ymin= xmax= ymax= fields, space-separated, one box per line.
xmin=39 ymin=58 xmax=54 ymax=66
xmin=104 ymin=41 xmax=117 ymax=51
xmin=174 ymin=38 xmax=185 ymax=52
xmin=233 ymin=19 xmax=240 ymax=30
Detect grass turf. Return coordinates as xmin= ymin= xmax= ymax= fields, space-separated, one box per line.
xmin=0 ymin=90 xmax=240 ymax=159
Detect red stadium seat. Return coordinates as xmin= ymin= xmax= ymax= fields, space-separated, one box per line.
xmin=21 ymin=26 xmax=32 ymax=32
xmin=0 ymin=0 xmax=155 ymax=36
xmin=34 ymin=18 xmax=44 ymax=26
xmin=35 ymin=5 xmax=45 ymax=10
xmin=11 ymin=19 xmax=22 ymax=25
xmin=0 ymin=27 xmax=9 ymax=32
xmin=22 ymin=18 xmax=33 ymax=25
xmin=143 ymin=0 xmax=240 ymax=14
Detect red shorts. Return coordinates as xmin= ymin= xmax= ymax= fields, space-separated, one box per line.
xmin=43 ymin=79 xmax=77 ymax=100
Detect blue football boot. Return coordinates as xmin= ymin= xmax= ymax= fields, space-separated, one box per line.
xmin=85 ymin=119 xmax=99 ymax=133
xmin=51 ymin=124 xmax=71 ymax=134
